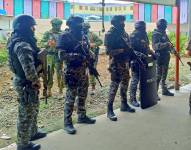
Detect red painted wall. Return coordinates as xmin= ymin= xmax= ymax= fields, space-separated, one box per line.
xmin=172 ymin=7 xmax=177 ymax=24
xmin=56 ymin=2 xmax=64 ymax=19
xmin=32 ymin=0 xmax=40 ymax=19
xmin=152 ymin=4 xmax=158 ymax=22
xmin=4 ymin=0 xmax=13 ymax=16
xmin=133 ymin=3 xmax=139 ymax=21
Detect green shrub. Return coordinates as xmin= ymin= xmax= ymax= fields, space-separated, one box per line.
xmin=148 ymin=31 xmax=187 ymax=56
xmin=0 ymin=44 xmax=8 ymax=65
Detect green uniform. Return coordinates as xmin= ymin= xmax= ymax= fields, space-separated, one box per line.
xmin=40 ymin=29 xmax=64 ymax=93
xmin=87 ymin=32 xmax=103 ymax=87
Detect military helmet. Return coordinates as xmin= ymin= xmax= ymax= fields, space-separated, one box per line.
xmin=135 ymin=21 xmax=146 ymax=30
xmin=84 ymin=22 xmax=91 ymax=29
xmin=13 ymin=15 xmax=36 ymax=31
xmin=51 ymin=18 xmax=63 ymax=25
xmin=111 ymin=15 xmax=126 ymax=25
xmin=66 ymin=16 xmax=84 ymax=27
xmin=156 ymin=19 xmax=167 ymax=28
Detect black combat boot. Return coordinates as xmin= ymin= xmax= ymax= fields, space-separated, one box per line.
xmin=30 ymin=130 xmax=47 ymax=141
xmin=162 ymin=88 xmax=174 ymax=96
xmin=120 ymin=101 xmax=136 ymax=113
xmin=77 ymin=115 xmax=96 ymax=124
xmin=17 ymin=142 xmax=40 ymax=150
xmin=64 ymin=123 xmax=76 ymax=135
xmin=130 ymin=99 xmax=140 ymax=107
xmin=107 ymin=102 xmax=117 ymax=121
xmin=157 ymin=94 xmax=161 ymax=101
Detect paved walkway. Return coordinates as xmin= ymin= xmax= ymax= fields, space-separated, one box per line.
xmin=1 ymin=87 xmax=191 ymax=150
xmin=36 ymin=88 xmax=191 ymax=150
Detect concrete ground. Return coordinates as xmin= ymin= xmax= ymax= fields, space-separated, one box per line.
xmin=35 ymin=87 xmax=191 ymax=150
xmin=1 ymin=86 xmax=191 ymax=150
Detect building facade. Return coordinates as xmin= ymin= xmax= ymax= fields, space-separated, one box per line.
xmin=0 ymin=0 xmax=189 ymax=24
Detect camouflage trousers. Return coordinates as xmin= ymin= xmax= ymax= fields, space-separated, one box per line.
xmin=46 ymin=54 xmax=64 ymax=91
xmin=129 ymin=67 xmax=140 ymax=101
xmin=156 ymin=63 xmax=169 ymax=91
xmin=108 ymin=62 xmax=130 ymax=104
xmin=14 ymin=81 xmax=39 ymax=147
xmin=64 ymin=68 xmax=89 ymax=125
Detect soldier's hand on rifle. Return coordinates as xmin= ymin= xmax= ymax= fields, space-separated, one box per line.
xmin=32 ymin=80 xmax=41 ymax=90
xmin=90 ymin=43 xmax=95 ymax=48
xmin=48 ymin=39 xmax=56 ymax=48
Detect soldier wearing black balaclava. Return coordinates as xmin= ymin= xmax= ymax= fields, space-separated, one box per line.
xmin=152 ymin=19 xmax=174 ymax=97
xmin=104 ymin=15 xmax=135 ymax=122
xmin=57 ymin=16 xmax=96 ymax=135
xmin=7 ymin=15 xmax=46 ymax=150
xmin=129 ymin=21 xmax=155 ymax=107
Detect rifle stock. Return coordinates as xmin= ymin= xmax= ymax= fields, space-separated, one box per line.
xmin=38 ymin=49 xmax=48 ymax=104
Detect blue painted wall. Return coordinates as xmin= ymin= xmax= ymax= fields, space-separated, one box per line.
xmin=164 ymin=6 xmax=172 ymax=24
xmin=126 ymin=14 xmax=133 ymax=22
xmin=41 ymin=1 xmax=49 ymax=19
xmin=64 ymin=2 xmax=71 ymax=20
xmin=144 ymin=4 xmax=151 ymax=22
xmin=14 ymin=0 xmax=24 ymax=16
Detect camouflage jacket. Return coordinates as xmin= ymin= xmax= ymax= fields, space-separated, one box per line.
xmin=40 ymin=29 xmax=62 ymax=54
xmin=87 ymin=32 xmax=103 ymax=55
xmin=152 ymin=29 xmax=171 ymax=64
xmin=7 ymin=40 xmax=39 ymax=84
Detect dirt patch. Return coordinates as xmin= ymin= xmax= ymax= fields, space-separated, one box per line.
xmin=0 ymin=54 xmax=191 ymax=148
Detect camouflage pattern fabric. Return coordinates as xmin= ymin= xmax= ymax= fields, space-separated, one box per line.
xmin=87 ymin=32 xmax=103 ymax=87
xmin=129 ymin=29 xmax=150 ymax=101
xmin=104 ymin=27 xmax=131 ymax=104
xmin=152 ymin=29 xmax=171 ymax=91
xmin=9 ymin=41 xmax=40 ymax=147
xmin=40 ymin=30 xmax=64 ymax=92
xmin=57 ymin=30 xmax=90 ymax=125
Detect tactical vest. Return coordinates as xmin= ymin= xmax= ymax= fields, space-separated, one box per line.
xmin=7 ymin=38 xmax=40 ymax=79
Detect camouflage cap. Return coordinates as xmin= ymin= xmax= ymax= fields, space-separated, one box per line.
xmin=51 ymin=18 xmax=63 ymax=25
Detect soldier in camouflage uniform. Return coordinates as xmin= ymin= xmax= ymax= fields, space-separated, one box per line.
xmin=57 ymin=16 xmax=96 ymax=134
xmin=83 ymin=22 xmax=103 ymax=95
xmin=7 ymin=15 xmax=46 ymax=150
xmin=185 ymin=39 xmax=191 ymax=114
xmin=104 ymin=15 xmax=135 ymax=121
xmin=152 ymin=19 xmax=174 ymax=97
xmin=129 ymin=21 xmax=156 ymax=107
xmin=40 ymin=18 xmax=64 ymax=96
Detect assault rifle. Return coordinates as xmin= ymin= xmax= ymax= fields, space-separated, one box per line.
xmin=121 ymin=34 xmax=146 ymax=69
xmin=166 ymin=37 xmax=184 ymax=66
xmin=74 ymin=34 xmax=103 ymax=87
xmin=38 ymin=49 xmax=50 ymax=104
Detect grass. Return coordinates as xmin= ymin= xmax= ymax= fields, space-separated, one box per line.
xmin=0 ymin=46 xmax=8 ymax=65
